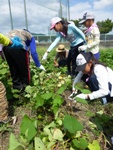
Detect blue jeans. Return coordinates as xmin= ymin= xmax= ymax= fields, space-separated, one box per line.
xmin=94 ymin=52 xmax=100 ymax=60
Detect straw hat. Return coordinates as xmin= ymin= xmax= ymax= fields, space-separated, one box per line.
xmin=56 ymin=44 xmax=66 ymax=52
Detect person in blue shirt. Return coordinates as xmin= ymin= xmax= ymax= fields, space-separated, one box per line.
xmin=3 ymin=29 xmax=45 ymax=91
xmin=42 ymin=17 xmax=86 ymax=76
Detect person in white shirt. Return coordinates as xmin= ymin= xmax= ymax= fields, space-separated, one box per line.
xmin=78 ymin=12 xmax=100 ymax=60
xmin=70 ymin=52 xmax=113 ymax=104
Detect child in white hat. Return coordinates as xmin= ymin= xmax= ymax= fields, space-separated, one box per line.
xmin=54 ymin=44 xmax=69 ymax=67
xmin=70 ymin=52 xmax=113 ymax=104
xmin=42 ymin=17 xmax=86 ymax=76
xmin=78 ymin=12 xmax=100 ymax=60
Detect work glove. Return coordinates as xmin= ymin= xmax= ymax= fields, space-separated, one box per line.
xmin=76 ymin=93 xmax=87 ymax=99
xmin=78 ymin=45 xmax=87 ymax=52
xmin=42 ymin=52 xmax=48 ymax=60
xmin=13 ymin=36 xmax=22 ymax=43
xmin=39 ymin=65 xmax=46 ymax=71
xmin=68 ymin=90 xmax=78 ymax=101
xmin=10 ymin=38 xmax=23 ymax=48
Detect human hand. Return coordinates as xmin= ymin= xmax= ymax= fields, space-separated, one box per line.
xmin=68 ymin=90 xmax=78 ymax=100
xmin=76 ymin=93 xmax=87 ymax=99
xmin=39 ymin=65 xmax=46 ymax=71
xmin=78 ymin=45 xmax=87 ymax=52
xmin=42 ymin=52 xmax=48 ymax=60
xmin=54 ymin=61 xmax=59 ymax=67
xmin=10 ymin=38 xmax=23 ymax=48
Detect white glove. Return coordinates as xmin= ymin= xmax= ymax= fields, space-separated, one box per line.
xmin=78 ymin=45 xmax=87 ymax=52
xmin=68 ymin=90 xmax=78 ymax=100
xmin=76 ymin=93 xmax=87 ymax=99
xmin=42 ymin=52 xmax=48 ymax=60
xmin=39 ymin=65 xmax=46 ymax=71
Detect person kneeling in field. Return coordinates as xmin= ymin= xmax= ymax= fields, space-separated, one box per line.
xmin=54 ymin=44 xmax=69 ymax=67
xmin=70 ymin=52 xmax=113 ymax=105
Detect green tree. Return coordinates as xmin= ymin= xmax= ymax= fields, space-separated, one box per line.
xmin=71 ymin=19 xmax=80 ymax=27
xmin=97 ymin=19 xmax=113 ymax=34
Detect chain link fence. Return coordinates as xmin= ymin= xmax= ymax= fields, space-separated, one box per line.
xmin=100 ymin=34 xmax=113 ymax=41
xmin=33 ymin=34 xmax=113 ymax=44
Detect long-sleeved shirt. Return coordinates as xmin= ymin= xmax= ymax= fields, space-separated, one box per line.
xmin=73 ymin=64 xmax=113 ymax=100
xmin=47 ymin=23 xmax=86 ymax=52
xmin=85 ymin=23 xmax=100 ymax=54
xmin=0 ymin=33 xmax=10 ymax=46
xmin=6 ymin=29 xmax=40 ymax=67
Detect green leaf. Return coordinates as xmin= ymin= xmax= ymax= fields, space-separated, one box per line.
xmin=72 ymin=138 xmax=88 ymax=149
xmin=51 ymin=105 xmax=59 ymax=114
xmin=51 ymin=95 xmax=63 ymax=114
xmin=57 ymin=85 xmax=67 ymax=94
xmin=63 ymin=115 xmax=83 ymax=134
xmin=0 ymin=68 xmax=8 ymax=75
xmin=8 ymin=133 xmax=24 ymax=150
xmin=81 ymin=89 xmax=91 ymax=94
xmin=34 ymin=137 xmax=47 ymax=150
xmin=43 ymin=127 xmax=52 ymax=141
xmin=25 ymin=85 xmax=34 ymax=94
xmin=20 ymin=115 xmax=32 ymax=135
xmin=14 ymin=146 xmax=24 ymax=150
xmin=26 ymin=120 xmax=37 ymax=142
xmin=13 ymin=93 xmax=19 ymax=99
xmin=20 ymin=115 xmax=37 ymax=142
xmin=41 ymin=92 xmax=53 ymax=100
xmin=34 ymin=94 xmax=44 ymax=108
xmin=53 ymin=95 xmax=63 ymax=106
xmin=88 ymin=140 xmax=100 ymax=150
xmin=70 ymin=147 xmax=75 ymax=150
xmin=47 ymin=141 xmax=56 ymax=150
xmin=96 ymin=110 xmax=104 ymax=115
xmin=43 ymin=122 xmax=56 ymax=141
xmin=52 ymin=128 xmax=64 ymax=141
xmin=76 ymin=97 xmax=88 ymax=104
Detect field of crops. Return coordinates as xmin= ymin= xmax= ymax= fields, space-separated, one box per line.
xmin=0 ymin=47 xmax=113 ymax=150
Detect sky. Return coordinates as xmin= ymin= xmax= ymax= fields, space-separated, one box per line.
xmin=0 ymin=0 xmax=113 ymax=35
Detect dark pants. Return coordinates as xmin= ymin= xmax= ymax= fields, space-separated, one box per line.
xmin=58 ymin=59 xmax=67 ymax=67
xmin=87 ymin=74 xmax=113 ymax=102
xmin=3 ymin=46 xmax=30 ymax=90
xmin=67 ymin=42 xmax=84 ymax=75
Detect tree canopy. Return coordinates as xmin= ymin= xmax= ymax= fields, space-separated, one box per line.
xmin=97 ymin=19 xmax=113 ymax=34
xmin=71 ymin=18 xmax=113 ymax=34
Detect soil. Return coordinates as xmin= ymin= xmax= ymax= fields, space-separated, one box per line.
xmin=0 ymin=90 xmax=113 ymax=150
